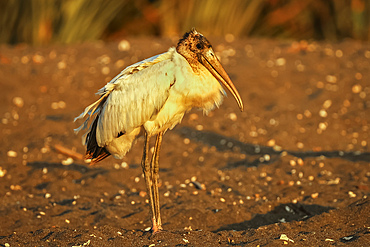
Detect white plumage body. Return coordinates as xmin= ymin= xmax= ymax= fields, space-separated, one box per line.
xmin=75 ymin=47 xmax=225 ymax=159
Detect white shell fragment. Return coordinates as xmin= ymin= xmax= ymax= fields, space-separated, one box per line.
xmin=7 ymin=150 xmax=17 ymax=158
xmin=279 ymin=234 xmax=294 ymax=243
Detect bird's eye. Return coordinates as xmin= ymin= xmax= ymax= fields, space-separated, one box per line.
xmin=196 ymin=43 xmax=203 ymax=49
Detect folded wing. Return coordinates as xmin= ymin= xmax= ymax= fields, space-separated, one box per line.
xmin=75 ymin=48 xmax=176 ymax=150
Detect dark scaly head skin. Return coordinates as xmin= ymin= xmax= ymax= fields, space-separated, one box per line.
xmin=176 ymin=28 xmax=213 ymax=72
xmin=176 ymin=28 xmax=244 ymax=111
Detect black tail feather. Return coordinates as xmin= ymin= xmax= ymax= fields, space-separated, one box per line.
xmin=85 ymin=116 xmax=110 ymax=164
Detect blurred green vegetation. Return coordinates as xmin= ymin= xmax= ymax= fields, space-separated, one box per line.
xmin=0 ymin=0 xmax=369 ymax=45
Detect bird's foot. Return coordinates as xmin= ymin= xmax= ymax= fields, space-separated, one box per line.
xmin=151 ymin=218 xmax=163 ymax=234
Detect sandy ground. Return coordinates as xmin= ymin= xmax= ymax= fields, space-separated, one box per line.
xmin=0 ymin=36 xmax=369 ymax=246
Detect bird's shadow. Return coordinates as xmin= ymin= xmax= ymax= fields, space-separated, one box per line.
xmin=215 ymin=202 xmax=334 ymax=232
xmin=175 ymin=126 xmax=366 ymax=231
xmin=175 ymin=126 xmax=370 ymax=168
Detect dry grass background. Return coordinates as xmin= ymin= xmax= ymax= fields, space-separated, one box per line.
xmin=0 ymin=0 xmax=369 ymax=45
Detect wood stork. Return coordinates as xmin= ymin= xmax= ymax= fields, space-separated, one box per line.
xmin=75 ymin=28 xmax=243 ymax=233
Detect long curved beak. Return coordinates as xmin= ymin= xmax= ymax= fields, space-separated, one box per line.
xmin=200 ymin=49 xmax=244 ymax=111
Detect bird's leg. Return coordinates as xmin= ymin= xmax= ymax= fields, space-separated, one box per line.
xmin=151 ymin=131 xmax=164 ymax=230
xmin=141 ymin=132 xmax=157 ymax=232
